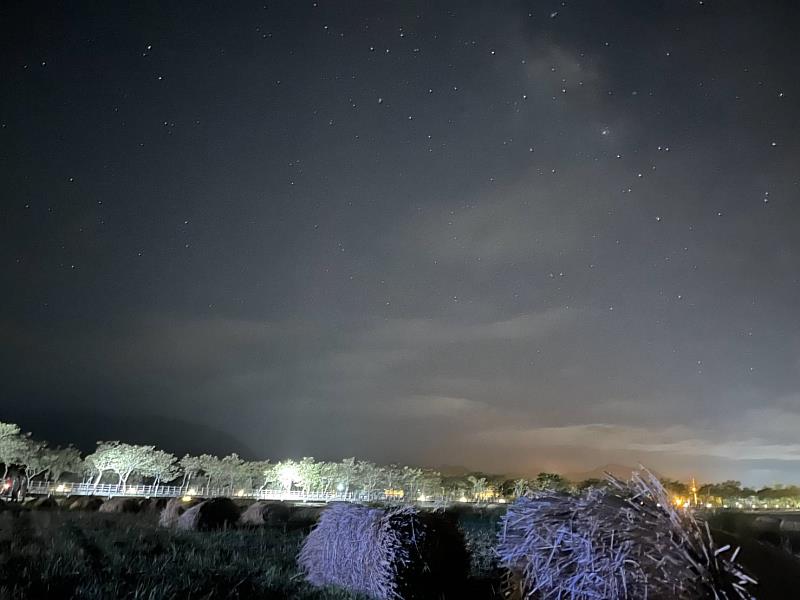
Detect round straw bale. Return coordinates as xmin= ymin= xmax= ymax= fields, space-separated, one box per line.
xmin=239 ymin=500 xmax=291 ymax=527
xmin=54 ymin=496 xmax=72 ymax=508
xmin=176 ymin=497 xmax=240 ymax=531
xmin=139 ymin=497 xmax=169 ymax=513
xmin=298 ymin=503 xmax=469 ymax=600
xmin=68 ymin=496 xmax=104 ymax=511
xmin=779 ymin=518 xmax=800 ymax=533
xmin=288 ymin=505 xmax=325 ymax=528
xmin=99 ymin=497 xmax=141 ymax=513
xmin=27 ymin=496 xmax=58 ymax=510
xmin=232 ymin=498 xmax=253 ymax=509
xmin=752 ymin=515 xmax=781 ymax=531
xmin=159 ymin=496 xmax=202 ymax=527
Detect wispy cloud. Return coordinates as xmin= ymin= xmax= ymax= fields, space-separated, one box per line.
xmin=478 ymin=416 xmax=800 ymax=463
xmin=360 ymin=308 xmax=573 ymax=347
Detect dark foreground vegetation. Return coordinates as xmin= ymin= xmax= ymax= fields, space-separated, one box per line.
xmin=1 ymin=497 xmax=800 ymax=600
xmin=0 ymin=504 xmax=359 ymax=600
xmin=0 ymin=500 xmax=503 ymax=600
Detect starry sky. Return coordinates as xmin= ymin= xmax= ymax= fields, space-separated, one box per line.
xmin=2 ymin=1 xmax=800 ymax=486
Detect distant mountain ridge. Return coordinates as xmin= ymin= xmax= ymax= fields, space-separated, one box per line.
xmin=564 ymin=464 xmax=662 ymax=482
xmin=435 ymin=463 xmax=662 ymax=483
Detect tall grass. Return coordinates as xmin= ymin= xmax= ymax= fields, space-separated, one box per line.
xmin=0 ymin=509 xmax=363 ymax=599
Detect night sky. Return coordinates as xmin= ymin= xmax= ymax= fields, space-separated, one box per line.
xmin=2 ymin=1 xmax=800 ymax=486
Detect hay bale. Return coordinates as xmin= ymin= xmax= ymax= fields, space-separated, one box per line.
xmin=232 ymin=498 xmax=254 ymax=510
xmin=99 ymin=497 xmax=141 ymax=513
xmin=67 ymin=496 xmax=104 ymax=511
xmin=288 ymin=505 xmax=325 ymax=528
xmin=159 ymin=496 xmax=202 ymax=527
xmin=27 ymin=497 xmax=58 ymax=510
xmin=496 ymin=469 xmax=757 ymax=600
xmin=139 ymin=497 xmax=168 ymax=513
xmin=54 ymin=497 xmax=73 ymax=508
xmin=752 ymin=515 xmax=781 ymax=531
xmin=780 ymin=519 xmax=800 ymax=533
xmin=239 ymin=501 xmax=291 ymax=527
xmin=176 ymin=497 xmax=240 ymax=531
xmin=298 ymin=503 xmax=469 ymax=600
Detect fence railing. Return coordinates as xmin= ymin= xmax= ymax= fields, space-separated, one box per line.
xmin=24 ymin=481 xmax=379 ymax=503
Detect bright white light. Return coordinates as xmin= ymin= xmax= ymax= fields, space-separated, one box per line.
xmin=277 ymin=464 xmax=301 ymax=490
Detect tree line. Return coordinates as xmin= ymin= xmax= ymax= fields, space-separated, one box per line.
xmin=0 ymin=421 xmax=576 ymax=500
xmin=2 ymin=420 xmax=797 ymax=503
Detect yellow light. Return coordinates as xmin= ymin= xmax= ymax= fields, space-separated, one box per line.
xmin=181 ymin=495 xmax=193 ymax=502
xmin=498 ymin=498 xmax=507 ymax=504
xmin=459 ymin=496 xmax=469 ymax=503
xmin=236 ymin=489 xmax=245 ymax=497
xmin=55 ymin=484 xmax=66 ymax=493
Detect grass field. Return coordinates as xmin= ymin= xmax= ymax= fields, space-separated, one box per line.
xmin=0 ymin=508 xmax=362 ymax=600
xmin=0 ymin=503 xmax=504 ymax=600
xmin=1 ymin=501 xmax=799 ymax=599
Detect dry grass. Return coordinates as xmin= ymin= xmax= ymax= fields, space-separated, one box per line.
xmin=0 ymin=507 xmax=363 ymax=599
xmin=497 ymin=469 xmax=757 ymax=600
xmin=298 ymin=503 xmax=469 ymax=599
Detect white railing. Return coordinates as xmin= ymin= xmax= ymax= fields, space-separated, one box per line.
xmin=25 ymin=481 xmax=370 ymax=503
